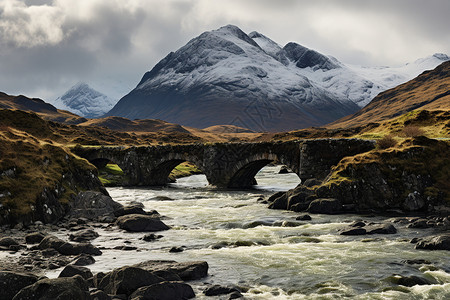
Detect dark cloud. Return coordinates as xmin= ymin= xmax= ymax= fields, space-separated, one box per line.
xmin=0 ymin=0 xmax=448 ymax=101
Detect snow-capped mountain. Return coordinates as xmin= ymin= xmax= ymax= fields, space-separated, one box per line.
xmin=52 ymin=83 xmax=117 ymax=118
xmin=106 ymin=25 xmax=448 ymax=131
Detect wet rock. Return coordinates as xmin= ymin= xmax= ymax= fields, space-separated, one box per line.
xmin=296 ymin=214 xmax=312 ymax=221
xmin=169 ymin=246 xmax=184 ymax=253
xmin=0 ymin=271 xmax=38 ymax=300
xmin=142 ymin=234 xmax=163 ymax=241
xmin=203 ymin=285 xmax=240 ymax=296
xmin=38 ymin=235 xmax=102 ymax=256
xmin=114 ymin=204 xmax=150 ymax=217
xmin=59 ymin=265 xmax=93 ymax=280
xmin=130 ymin=281 xmax=195 ymax=300
xmin=415 ymin=235 xmax=450 ymax=251
xmin=396 ymin=275 xmax=432 ymax=287
xmin=0 ymin=237 xmax=19 ymax=247
xmin=340 ymin=228 xmax=367 ymax=236
xmin=73 ymin=254 xmax=96 ymax=266
xmin=25 ymin=232 xmax=46 ymax=244
xmin=267 ymin=192 xmax=288 ymax=210
xmin=350 ymin=221 xmax=366 ymax=227
xmin=229 ymin=291 xmax=244 ymax=299
xmin=97 ymin=266 xmax=164 ymax=296
xmin=307 ymin=198 xmax=342 ymax=214
xmin=69 ymin=229 xmax=100 ymax=242
xmin=69 ymin=191 xmax=123 ymax=221
xmin=113 ymin=245 xmax=138 ymax=251
xmin=233 ymin=241 xmax=255 ymax=247
xmin=407 ymin=219 xmax=430 ymax=229
xmin=133 ymin=260 xmax=209 ymax=281
xmin=281 ymin=220 xmax=303 ymax=227
xmin=13 ymin=275 xmax=90 ymax=300
xmin=211 ymin=241 xmax=229 ymax=249
xmin=243 ymin=220 xmax=272 ymax=228
xmin=116 ymin=214 xmax=170 ymax=232
xmin=366 ymin=224 xmax=397 ymax=234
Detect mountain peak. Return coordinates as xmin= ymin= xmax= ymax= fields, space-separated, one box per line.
xmin=53 ymin=83 xmax=117 ymax=118
xmin=432 ymin=53 xmax=449 ymax=61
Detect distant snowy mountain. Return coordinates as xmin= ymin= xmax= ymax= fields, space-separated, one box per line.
xmin=106 ymin=25 xmax=448 ymax=131
xmin=52 ymin=83 xmax=117 ymax=118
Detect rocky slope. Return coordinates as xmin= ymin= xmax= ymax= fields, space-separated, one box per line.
xmin=329 ymin=60 xmax=450 ymax=129
xmin=52 ymin=83 xmax=117 ymax=118
xmin=268 ymin=137 xmax=450 ymax=214
xmin=106 ymin=25 xmax=447 ymax=131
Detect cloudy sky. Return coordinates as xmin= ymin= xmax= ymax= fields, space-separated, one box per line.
xmin=0 ymin=0 xmax=449 ymax=101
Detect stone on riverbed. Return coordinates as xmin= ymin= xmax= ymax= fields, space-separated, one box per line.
xmin=69 ymin=229 xmax=99 ymax=242
xmin=0 ymin=237 xmax=19 ymax=248
xmin=133 ymin=260 xmax=209 ymax=281
xmin=130 ymin=281 xmax=195 ymax=300
xmin=340 ymin=223 xmax=397 ymax=236
xmin=12 ymin=275 xmax=90 ymax=300
xmin=38 ymin=235 xmax=102 ymax=255
xmin=96 ymin=266 xmax=166 ymax=296
xmin=73 ymin=254 xmax=96 ymax=266
xmin=415 ymin=235 xmax=450 ymax=251
xmin=25 ymin=232 xmax=46 ymax=244
xmin=59 ymin=265 xmax=93 ymax=280
xmin=116 ymin=214 xmax=170 ymax=232
xmin=0 ymin=271 xmax=38 ymax=300
xmin=203 ymin=285 xmax=241 ymax=296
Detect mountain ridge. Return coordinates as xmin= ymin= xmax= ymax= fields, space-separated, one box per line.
xmin=106 ymin=25 xmax=448 ymax=131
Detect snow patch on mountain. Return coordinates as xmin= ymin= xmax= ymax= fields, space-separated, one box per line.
xmin=52 ymin=83 xmax=117 ymax=118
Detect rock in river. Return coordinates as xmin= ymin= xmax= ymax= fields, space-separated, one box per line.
xmin=116 ymin=214 xmax=170 ymax=232
xmin=130 ymin=281 xmax=195 ymax=300
xmin=415 ymin=235 xmax=450 ymax=251
xmin=0 ymin=271 xmax=38 ymax=300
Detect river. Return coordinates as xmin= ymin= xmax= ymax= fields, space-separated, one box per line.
xmin=62 ymin=166 xmax=450 ymax=299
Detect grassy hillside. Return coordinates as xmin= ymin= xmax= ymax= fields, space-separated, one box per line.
xmin=0 ymin=126 xmax=104 ymax=224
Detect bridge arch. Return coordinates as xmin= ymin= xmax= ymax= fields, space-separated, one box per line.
xmin=226 ymin=153 xmax=299 ymax=188
xmin=149 ymin=153 xmax=204 ymax=186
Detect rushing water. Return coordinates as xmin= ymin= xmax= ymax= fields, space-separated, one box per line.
xmin=58 ymin=166 xmax=450 ymax=299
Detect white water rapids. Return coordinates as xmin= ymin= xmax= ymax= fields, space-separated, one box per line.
xmin=50 ymin=166 xmax=450 ymax=299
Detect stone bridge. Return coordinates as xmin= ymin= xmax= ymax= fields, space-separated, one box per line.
xmin=71 ymin=139 xmax=375 ymax=188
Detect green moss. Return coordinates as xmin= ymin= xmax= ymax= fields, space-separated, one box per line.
xmin=168 ymin=162 xmax=202 ymax=181
xmin=98 ymin=163 xmax=126 ymax=186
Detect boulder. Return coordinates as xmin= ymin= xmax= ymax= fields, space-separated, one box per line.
xmin=366 ymin=224 xmax=397 ymax=234
xmin=114 ymin=205 xmax=147 ymax=217
xmin=0 ymin=237 xmax=19 ymax=247
xmin=307 ymin=198 xmax=342 ymax=214
xmin=133 ymin=260 xmax=209 ymax=281
xmin=340 ymin=228 xmax=367 ymax=236
xmin=0 ymin=271 xmax=38 ymax=300
xmin=203 ymin=285 xmax=240 ymax=296
xmin=59 ymin=265 xmax=93 ymax=280
xmin=12 ymin=275 xmax=90 ymax=300
xmin=116 ymin=214 xmax=170 ymax=232
xmin=73 ymin=254 xmax=96 ymax=266
xmin=130 ymin=281 xmax=195 ymax=300
xmin=25 ymin=232 xmax=46 ymax=244
xmin=142 ymin=234 xmax=163 ymax=241
xmin=415 ymin=235 xmax=450 ymax=251
xmin=278 ymin=166 xmax=290 ymax=174
xmin=39 ymin=235 xmax=102 ymax=255
xmin=296 ymin=214 xmax=312 ymax=221
xmin=97 ymin=266 xmax=164 ymax=296
xmin=69 ymin=229 xmax=100 ymax=242
xmin=69 ymin=191 xmax=123 ymax=221
xmin=396 ymin=275 xmax=432 ymax=287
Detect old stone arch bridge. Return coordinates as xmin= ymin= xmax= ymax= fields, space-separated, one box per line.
xmin=72 ymin=139 xmax=375 ymax=188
